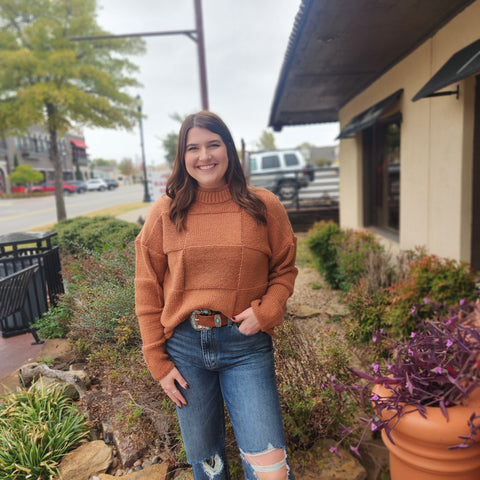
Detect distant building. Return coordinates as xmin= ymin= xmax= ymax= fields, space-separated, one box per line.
xmin=0 ymin=125 xmax=89 ymax=194
xmin=300 ymin=145 xmax=338 ymax=165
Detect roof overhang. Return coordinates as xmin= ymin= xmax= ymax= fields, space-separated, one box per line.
xmin=269 ymin=0 xmax=475 ymax=131
xmin=70 ymin=139 xmax=88 ymax=149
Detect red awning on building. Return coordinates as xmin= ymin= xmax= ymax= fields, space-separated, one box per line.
xmin=70 ymin=139 xmax=88 ymax=149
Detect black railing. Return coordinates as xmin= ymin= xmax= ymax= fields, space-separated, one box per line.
xmin=0 ymin=231 xmax=64 ymax=337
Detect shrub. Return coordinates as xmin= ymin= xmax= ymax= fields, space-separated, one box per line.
xmin=54 ymin=215 xmax=141 ymax=254
xmin=0 ymin=382 xmax=89 ymax=479
xmin=307 ymin=221 xmax=344 ymax=289
xmin=65 ymin=245 xmax=140 ymax=349
xmin=384 ymin=254 xmax=478 ymax=336
xmin=274 ymin=319 xmax=359 ymax=450
xmin=32 ymin=294 xmax=74 ymax=338
xmin=307 ymin=221 xmax=384 ymax=292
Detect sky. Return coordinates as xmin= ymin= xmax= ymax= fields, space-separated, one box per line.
xmin=83 ymin=0 xmax=340 ymax=166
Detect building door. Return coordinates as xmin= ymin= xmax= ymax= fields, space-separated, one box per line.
xmin=471 ymin=75 xmax=480 ymax=272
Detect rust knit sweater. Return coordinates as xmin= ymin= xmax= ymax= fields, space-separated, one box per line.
xmin=134 ymin=185 xmax=298 ymax=380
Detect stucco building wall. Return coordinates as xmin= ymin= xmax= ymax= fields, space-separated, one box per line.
xmin=338 ymin=0 xmax=479 ymax=263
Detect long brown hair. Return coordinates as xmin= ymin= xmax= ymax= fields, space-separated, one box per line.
xmin=166 ymin=111 xmax=266 ymax=231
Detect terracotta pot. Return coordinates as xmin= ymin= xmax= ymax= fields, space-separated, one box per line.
xmin=373 ymin=384 xmax=480 ymax=480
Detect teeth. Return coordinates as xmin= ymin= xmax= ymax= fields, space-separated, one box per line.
xmin=198 ymin=164 xmax=215 ymax=170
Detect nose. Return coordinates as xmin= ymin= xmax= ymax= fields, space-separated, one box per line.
xmin=198 ymin=147 xmax=210 ymax=161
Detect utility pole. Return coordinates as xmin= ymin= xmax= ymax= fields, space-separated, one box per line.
xmin=70 ymin=0 xmax=209 ymax=110
xmin=137 ymin=96 xmax=151 ymax=203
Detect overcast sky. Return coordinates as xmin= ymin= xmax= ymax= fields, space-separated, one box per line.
xmin=83 ymin=0 xmax=340 ymax=165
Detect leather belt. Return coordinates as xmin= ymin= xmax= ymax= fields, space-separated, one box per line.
xmin=190 ymin=310 xmax=229 ymax=330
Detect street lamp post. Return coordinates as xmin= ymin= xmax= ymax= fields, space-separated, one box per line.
xmin=137 ymin=96 xmax=151 ymax=203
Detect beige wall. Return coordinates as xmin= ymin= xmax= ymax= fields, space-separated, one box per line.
xmin=338 ymin=0 xmax=480 ymax=263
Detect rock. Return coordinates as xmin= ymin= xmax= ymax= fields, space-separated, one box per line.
xmin=291 ymin=440 xmax=367 ymax=480
xmin=102 ymin=414 xmax=149 ymax=468
xmin=58 ymin=440 xmax=113 ymax=480
xmin=98 ymin=462 xmax=168 ymax=479
xmin=287 ymin=303 xmax=323 ymax=318
xmin=171 ymin=469 xmax=194 ymax=480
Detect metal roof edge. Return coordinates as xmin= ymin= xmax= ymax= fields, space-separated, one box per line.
xmin=268 ymin=0 xmax=315 ymax=131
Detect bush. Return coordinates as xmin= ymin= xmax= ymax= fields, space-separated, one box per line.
xmin=307 ymin=221 xmax=344 ymax=289
xmin=274 ymin=319 xmax=360 ymax=450
xmin=0 ymin=382 xmax=89 ymax=479
xmin=32 ymin=295 xmax=74 ymax=338
xmin=385 ymin=254 xmax=478 ymax=336
xmin=307 ymin=221 xmax=383 ymax=292
xmin=54 ymin=215 xmax=141 ymax=254
xmin=65 ymin=244 xmax=141 ymax=350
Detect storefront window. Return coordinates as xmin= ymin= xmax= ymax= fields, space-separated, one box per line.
xmin=363 ymin=116 xmax=401 ymax=234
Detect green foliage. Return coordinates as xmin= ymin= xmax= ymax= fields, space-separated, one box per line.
xmin=32 ymin=296 xmax=74 ymax=338
xmin=64 ymin=244 xmax=141 ymax=349
xmin=0 ymin=0 xmax=145 ymax=221
xmin=346 ymin=279 xmax=390 ymax=343
xmin=0 ymin=381 xmax=89 ymax=479
xmin=8 ymin=164 xmax=44 ymax=186
xmin=54 ymin=215 xmax=141 ymax=254
xmin=256 ymin=129 xmax=276 ymax=150
xmin=307 ymin=221 xmax=343 ymax=288
xmin=385 ymin=255 xmax=478 ymax=336
xmin=274 ymin=320 xmax=359 ymax=450
xmin=307 ymin=221 xmax=383 ymax=291
xmin=162 ymin=131 xmax=179 ymax=167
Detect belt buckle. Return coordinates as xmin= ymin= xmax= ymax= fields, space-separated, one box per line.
xmin=190 ymin=310 xmax=212 ymax=330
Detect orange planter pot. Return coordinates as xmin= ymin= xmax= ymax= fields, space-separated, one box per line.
xmin=373 ymin=384 xmax=480 ymax=480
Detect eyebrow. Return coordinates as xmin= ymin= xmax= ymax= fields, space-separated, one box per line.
xmin=186 ymin=139 xmax=221 ymax=148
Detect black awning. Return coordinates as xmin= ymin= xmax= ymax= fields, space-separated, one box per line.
xmin=412 ymin=38 xmax=480 ymax=101
xmin=337 ymin=89 xmax=403 ymax=139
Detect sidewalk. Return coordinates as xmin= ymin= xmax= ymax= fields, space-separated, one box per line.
xmin=0 ymin=205 xmax=152 ymax=388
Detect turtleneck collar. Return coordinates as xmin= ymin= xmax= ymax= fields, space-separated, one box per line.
xmin=195 ymin=184 xmax=232 ymax=204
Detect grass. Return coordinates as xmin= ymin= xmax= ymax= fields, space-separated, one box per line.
xmin=27 ymin=201 xmax=149 ymax=232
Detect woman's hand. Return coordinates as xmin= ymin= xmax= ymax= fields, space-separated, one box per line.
xmin=160 ymin=367 xmax=188 ymax=408
xmin=232 ymin=307 xmax=261 ymax=335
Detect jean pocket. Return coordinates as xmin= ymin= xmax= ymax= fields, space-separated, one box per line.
xmin=231 ymin=322 xmax=260 ymax=338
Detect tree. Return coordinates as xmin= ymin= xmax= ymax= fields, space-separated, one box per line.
xmin=0 ymin=0 xmax=145 ymax=221
xmin=162 ymin=132 xmax=179 ymax=167
xmin=256 ymin=129 xmax=276 ymax=150
xmin=160 ymin=113 xmax=186 ymax=167
xmin=9 ymin=164 xmax=44 ymax=186
xmin=118 ymin=157 xmax=135 ymax=178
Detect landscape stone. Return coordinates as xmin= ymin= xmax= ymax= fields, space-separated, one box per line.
xmin=291 ymin=440 xmax=367 ymax=480
xmin=102 ymin=414 xmax=149 ymax=468
xmin=58 ymin=440 xmax=113 ymax=480
xmin=98 ymin=462 xmax=168 ymax=479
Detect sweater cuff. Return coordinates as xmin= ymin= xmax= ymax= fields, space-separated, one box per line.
xmin=143 ymin=343 xmax=175 ymax=381
xmin=251 ymin=283 xmax=291 ymax=333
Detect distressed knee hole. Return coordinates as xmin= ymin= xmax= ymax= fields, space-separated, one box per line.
xmin=201 ymin=454 xmax=224 ymax=479
xmin=241 ymin=446 xmax=289 ymax=479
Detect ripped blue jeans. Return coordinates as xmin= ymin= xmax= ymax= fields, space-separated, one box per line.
xmin=166 ymin=319 xmax=294 ymax=480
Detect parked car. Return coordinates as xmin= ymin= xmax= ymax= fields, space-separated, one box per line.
xmin=86 ymin=178 xmax=108 ymax=191
xmin=104 ymin=178 xmax=119 ymax=190
xmin=28 ymin=181 xmax=76 ymax=195
xmin=247 ymin=149 xmax=311 ymax=200
xmin=66 ymin=180 xmax=87 ymax=193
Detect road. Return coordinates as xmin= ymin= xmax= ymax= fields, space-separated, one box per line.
xmin=0 ymin=184 xmax=144 ymax=235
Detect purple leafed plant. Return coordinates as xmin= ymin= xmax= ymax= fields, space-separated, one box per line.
xmin=330 ymin=298 xmax=480 ymax=458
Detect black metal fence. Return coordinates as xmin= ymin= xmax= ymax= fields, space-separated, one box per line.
xmin=0 ymin=231 xmax=64 ymax=337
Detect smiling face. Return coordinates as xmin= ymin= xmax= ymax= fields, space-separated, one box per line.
xmin=184 ymin=127 xmax=229 ymax=189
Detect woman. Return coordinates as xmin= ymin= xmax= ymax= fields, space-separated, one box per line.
xmin=135 ymin=111 xmax=297 ymax=480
